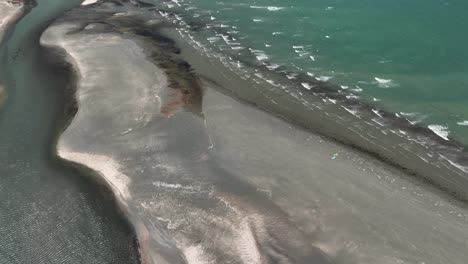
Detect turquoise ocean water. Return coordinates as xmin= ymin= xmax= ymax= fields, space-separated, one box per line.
xmin=152 ymin=0 xmax=468 ymax=144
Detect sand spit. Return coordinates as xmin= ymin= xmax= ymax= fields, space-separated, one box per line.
xmin=0 ymin=1 xmax=22 ymax=40
xmin=42 ymin=22 xmax=187 ymax=264
xmin=43 ymin=2 xmax=468 ymax=264
xmin=0 ymin=0 xmax=24 ymax=103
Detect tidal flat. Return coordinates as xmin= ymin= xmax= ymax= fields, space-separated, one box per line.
xmin=39 ymin=2 xmax=468 ymax=264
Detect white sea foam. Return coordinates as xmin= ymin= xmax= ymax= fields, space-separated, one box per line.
xmin=307 ymin=72 xmax=315 ymax=77
xmin=253 ymin=19 xmax=263 ymax=22
xmin=400 ymin=112 xmax=417 ymax=117
xmin=207 ymin=36 xmax=220 ymax=43
xmin=309 ymin=55 xmax=316 ymax=61
xmin=428 ymin=125 xmax=450 ymax=141
xmin=440 ymin=155 xmax=468 ymax=173
xmin=342 ymin=106 xmax=360 ymax=118
xmin=301 ymin=83 xmax=313 ymax=90
xmin=457 ymin=121 xmax=468 ymax=126
xmin=256 ymin=54 xmax=269 ymax=61
xmin=266 ymin=64 xmax=280 ymax=70
xmin=265 ymin=79 xmax=279 ymax=87
xmin=372 ymin=118 xmax=386 ymax=127
xmin=372 ymin=109 xmax=384 ymax=118
xmin=316 ymin=76 xmax=333 ymax=82
xmin=159 ymin=11 xmax=169 ymax=17
xmin=374 ymin=77 xmax=395 ymax=88
xmin=346 ymin=95 xmax=359 ymax=99
xmin=81 ymin=0 xmax=98 ymax=5
xmin=374 ymin=77 xmax=392 ymax=84
xmin=250 ymin=6 xmax=285 ymax=11
xmin=267 ymin=6 xmax=285 ymax=11
xmin=286 ymin=73 xmax=298 ymax=79
xmin=272 ymin=32 xmax=284 ymax=35
xmin=171 ymin=0 xmax=182 ymax=7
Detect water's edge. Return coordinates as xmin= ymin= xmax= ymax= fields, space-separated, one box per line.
xmin=16 ymin=1 xmax=468 ymax=263
xmin=0 ymin=0 xmax=141 ymax=263
xmin=3 ymin=0 xmax=468 ymax=263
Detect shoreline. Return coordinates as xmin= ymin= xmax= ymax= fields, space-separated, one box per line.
xmin=166 ymin=27 xmax=468 ymax=202
xmin=150 ymin=0 xmax=468 ymax=149
xmin=0 ymin=0 xmax=141 ymax=263
xmin=43 ymin=2 xmax=468 ymax=264
xmin=0 ymin=0 xmax=26 ymax=105
xmin=41 ymin=44 xmax=147 ymax=263
xmin=41 ymin=17 xmax=191 ymax=264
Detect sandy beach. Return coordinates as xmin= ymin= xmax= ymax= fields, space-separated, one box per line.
xmin=0 ymin=1 xmax=22 ymax=39
xmin=40 ymin=4 xmax=468 ymax=264
xmin=0 ymin=1 xmax=23 ymax=104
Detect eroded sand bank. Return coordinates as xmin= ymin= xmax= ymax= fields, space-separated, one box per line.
xmin=42 ymin=5 xmax=468 ymax=264
xmin=0 ymin=0 xmax=23 ymax=103
xmin=0 ymin=1 xmax=22 ymax=39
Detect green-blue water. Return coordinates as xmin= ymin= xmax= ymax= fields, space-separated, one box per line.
xmin=156 ymin=0 xmax=468 ymax=144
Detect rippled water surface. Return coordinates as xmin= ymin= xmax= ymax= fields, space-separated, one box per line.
xmin=153 ymin=0 xmax=468 ymax=144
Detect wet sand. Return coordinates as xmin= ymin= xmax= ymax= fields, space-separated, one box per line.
xmin=42 ymin=4 xmax=468 ymax=264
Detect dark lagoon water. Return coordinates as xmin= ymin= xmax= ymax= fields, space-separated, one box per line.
xmin=0 ymin=1 xmax=139 ymax=263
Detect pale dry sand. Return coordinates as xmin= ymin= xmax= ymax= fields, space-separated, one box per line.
xmin=42 ymin=17 xmax=468 ymax=264
xmin=42 ymin=23 xmax=184 ymax=264
xmin=58 ymin=150 xmax=132 ymax=200
xmin=0 ymin=1 xmax=21 ymax=40
xmin=0 ymin=1 xmax=23 ymax=103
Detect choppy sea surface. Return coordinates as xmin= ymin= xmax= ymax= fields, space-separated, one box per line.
xmin=151 ymin=0 xmax=468 ymax=144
